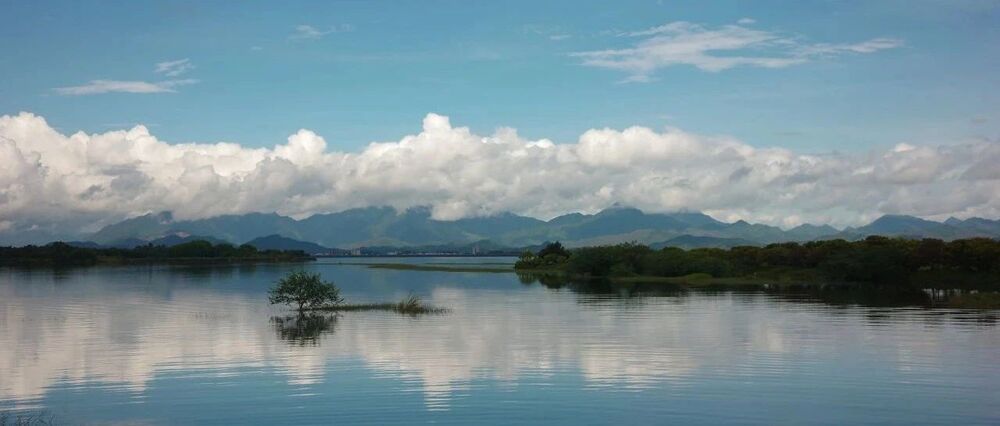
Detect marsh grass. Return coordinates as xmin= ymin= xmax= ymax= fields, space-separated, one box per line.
xmin=307 ymin=294 xmax=448 ymax=315
xmin=337 ymin=262 xmax=512 ymax=273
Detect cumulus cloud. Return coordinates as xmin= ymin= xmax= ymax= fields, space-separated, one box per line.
xmin=154 ymin=58 xmax=195 ymax=77
xmin=0 ymin=112 xmax=997 ymax=240
xmin=573 ymin=21 xmax=902 ymax=81
xmin=53 ymin=79 xmax=198 ymax=95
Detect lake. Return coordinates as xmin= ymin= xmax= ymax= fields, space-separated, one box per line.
xmin=1 ymin=258 xmax=998 ymax=424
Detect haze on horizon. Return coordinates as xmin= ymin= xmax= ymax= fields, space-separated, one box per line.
xmin=0 ymin=1 xmax=998 ymax=241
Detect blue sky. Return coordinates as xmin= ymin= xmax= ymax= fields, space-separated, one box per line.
xmin=1 ymin=0 xmax=997 ymax=152
xmin=2 ymin=0 xmax=1000 ymax=241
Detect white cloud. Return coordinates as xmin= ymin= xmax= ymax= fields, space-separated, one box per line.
xmin=290 ymin=24 xmax=354 ymax=40
xmin=573 ymin=21 xmax=902 ymax=81
xmin=154 ymin=58 xmax=195 ymax=77
xmin=53 ymin=79 xmax=198 ymax=95
xmin=737 ymin=18 xmax=756 ymax=25
xmin=0 ymin=112 xmax=997 ymax=240
xmin=797 ymin=37 xmax=905 ymax=56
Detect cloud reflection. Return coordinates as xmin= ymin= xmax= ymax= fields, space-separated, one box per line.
xmin=0 ymin=274 xmax=995 ymax=412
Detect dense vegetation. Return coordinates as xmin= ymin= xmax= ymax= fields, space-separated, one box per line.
xmin=0 ymin=240 xmax=313 ymax=266
xmin=515 ymin=237 xmax=1000 ymax=286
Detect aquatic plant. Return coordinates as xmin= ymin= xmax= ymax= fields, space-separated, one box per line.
xmin=307 ymin=294 xmax=448 ymax=315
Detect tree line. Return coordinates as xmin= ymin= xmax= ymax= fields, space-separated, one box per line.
xmin=0 ymin=240 xmax=313 ymax=266
xmin=515 ymin=237 xmax=1000 ymax=284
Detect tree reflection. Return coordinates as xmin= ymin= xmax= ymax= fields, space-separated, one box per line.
xmin=516 ymin=272 xmax=999 ymax=323
xmin=270 ymin=313 xmax=338 ymax=346
xmin=516 ymin=272 xmax=685 ymax=296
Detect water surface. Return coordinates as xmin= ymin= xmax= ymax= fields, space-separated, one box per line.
xmin=1 ymin=258 xmax=998 ymax=424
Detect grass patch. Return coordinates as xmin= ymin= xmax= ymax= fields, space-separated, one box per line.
xmin=307 ymin=294 xmax=449 ymax=315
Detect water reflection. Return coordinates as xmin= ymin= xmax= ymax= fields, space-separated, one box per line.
xmin=1 ymin=262 xmax=998 ymax=424
xmin=271 ymin=313 xmax=338 ymax=346
xmin=518 ymin=271 xmax=1000 ymax=318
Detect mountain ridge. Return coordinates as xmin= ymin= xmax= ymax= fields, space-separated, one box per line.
xmin=74 ymin=207 xmax=1000 ymax=250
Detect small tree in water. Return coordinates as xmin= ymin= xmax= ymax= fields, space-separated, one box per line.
xmin=269 ymin=271 xmax=343 ymax=311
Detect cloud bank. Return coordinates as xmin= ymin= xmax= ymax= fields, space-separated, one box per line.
xmin=0 ymin=111 xmax=997 ymax=240
xmin=574 ymin=21 xmax=903 ymax=81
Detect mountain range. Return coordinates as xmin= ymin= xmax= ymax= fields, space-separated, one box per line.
xmin=46 ymin=205 xmax=997 ymax=252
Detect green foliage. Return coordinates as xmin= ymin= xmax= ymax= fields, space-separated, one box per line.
xmin=537 ymin=241 xmax=570 ymax=258
xmin=514 ymin=241 xmax=571 ymax=270
xmin=513 ymin=237 xmax=1000 ymax=286
xmin=268 ymin=271 xmax=344 ymax=311
xmin=568 ymin=243 xmax=651 ymax=276
xmin=0 ymin=242 xmax=98 ymax=266
xmin=0 ymin=240 xmax=311 ymax=266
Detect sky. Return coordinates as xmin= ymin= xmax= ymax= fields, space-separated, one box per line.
xmin=0 ymin=0 xmax=998 ymax=240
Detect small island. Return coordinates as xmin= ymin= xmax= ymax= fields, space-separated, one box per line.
xmin=269 ymin=270 xmax=447 ymax=315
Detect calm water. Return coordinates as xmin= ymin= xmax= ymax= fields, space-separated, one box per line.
xmin=1 ymin=258 xmax=998 ymax=425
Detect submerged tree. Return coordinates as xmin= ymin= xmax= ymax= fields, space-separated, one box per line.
xmin=268 ymin=271 xmax=343 ymax=311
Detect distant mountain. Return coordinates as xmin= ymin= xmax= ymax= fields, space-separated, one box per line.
xmin=92 ymin=212 xmax=176 ymax=243
xmin=92 ymin=233 xmax=229 ymax=249
xmin=785 ymin=224 xmax=839 ymax=241
xmin=504 ymin=206 xmax=726 ymax=247
xmin=65 ymin=241 xmax=103 ymax=249
xmin=92 ymin=212 xmax=297 ymax=245
xmin=716 ymin=220 xmax=788 ymax=244
xmin=78 ymin=206 xmax=1000 ymax=251
xmin=558 ymin=206 xmax=692 ymax=240
xmin=104 ymin=238 xmax=150 ymax=249
xmin=147 ymin=234 xmax=229 ymax=247
xmin=245 ymin=234 xmax=339 ymax=254
xmin=452 ymin=212 xmax=547 ymax=238
xmin=833 ymin=215 xmax=977 ymax=241
xmin=358 ymin=239 xmax=520 ymax=256
xmin=946 ymin=217 xmax=1000 ymax=235
xmin=651 ymin=235 xmax=757 ymax=249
